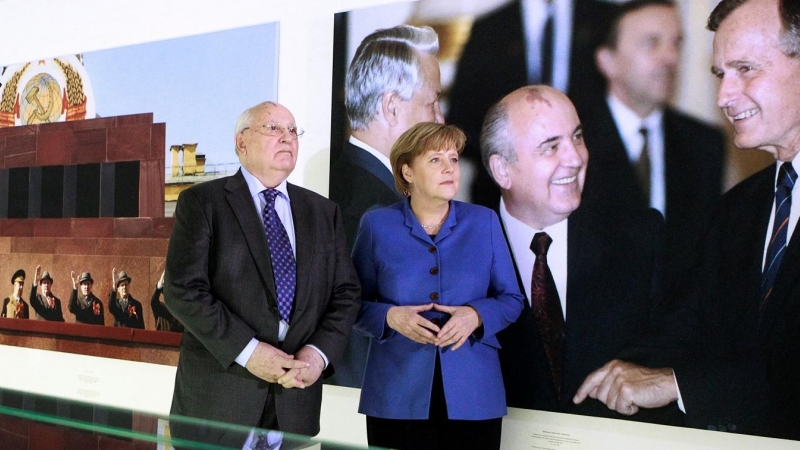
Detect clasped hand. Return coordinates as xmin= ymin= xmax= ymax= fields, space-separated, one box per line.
xmin=386 ymin=303 xmax=482 ymax=351
xmin=245 ymin=342 xmax=324 ymax=389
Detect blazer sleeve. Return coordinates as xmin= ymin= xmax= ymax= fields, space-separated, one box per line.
xmin=352 ymin=213 xmax=394 ymax=341
xmin=150 ymin=287 xmax=169 ymax=319
xmin=53 ymin=297 xmax=65 ymax=322
xmin=108 ymin=290 xmax=124 ymax=323
xmin=68 ymin=289 xmax=78 ymax=314
xmin=29 ymin=285 xmax=46 ymax=318
xmin=164 ymin=187 xmax=257 ymax=368
xmin=464 ymin=210 xmax=525 ymax=340
xmin=298 ymin=202 xmax=362 ymax=372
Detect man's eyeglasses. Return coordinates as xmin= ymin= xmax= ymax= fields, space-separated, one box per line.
xmin=242 ymin=123 xmax=305 ymax=140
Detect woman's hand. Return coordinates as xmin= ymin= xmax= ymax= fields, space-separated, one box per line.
xmin=433 ymin=304 xmax=482 ymax=351
xmin=386 ymin=303 xmax=440 ymax=344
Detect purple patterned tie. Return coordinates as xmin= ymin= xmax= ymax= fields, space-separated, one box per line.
xmin=261 ymin=189 xmax=296 ymax=323
xmin=530 ymin=232 xmax=565 ymax=398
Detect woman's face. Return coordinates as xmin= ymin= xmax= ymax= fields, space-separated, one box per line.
xmin=403 ymin=146 xmax=461 ymax=204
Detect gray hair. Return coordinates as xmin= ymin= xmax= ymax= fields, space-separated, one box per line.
xmin=233 ymin=101 xmax=277 ymax=155
xmin=479 ymin=100 xmax=516 ymax=183
xmin=345 ymin=25 xmax=439 ymax=131
xmin=708 ymin=0 xmax=800 ymax=58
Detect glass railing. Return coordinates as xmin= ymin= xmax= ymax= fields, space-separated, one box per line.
xmin=0 ymin=387 xmax=380 ymax=450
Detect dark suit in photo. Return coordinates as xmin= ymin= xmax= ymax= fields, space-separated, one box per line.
xmin=166 ymin=169 xmax=360 ymax=444
xmin=498 ymin=205 xmax=681 ymax=424
xmin=579 ymin=100 xmax=725 ymax=285
xmin=109 ymin=293 xmax=144 ymax=329
xmin=329 ymin=141 xmax=401 ymax=250
xmin=69 ymin=289 xmax=104 ymax=325
xmin=673 ymin=163 xmax=800 ymax=439
xmin=328 ymin=140 xmax=402 ymax=388
xmin=29 ymin=286 xmax=65 ymax=322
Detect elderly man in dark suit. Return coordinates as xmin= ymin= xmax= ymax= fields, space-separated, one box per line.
xmin=328 ymin=24 xmax=443 ymax=387
xmin=573 ymin=0 xmax=800 ymax=440
xmin=166 ymin=101 xmax=360 ymax=447
xmin=29 ymin=265 xmax=65 ymax=322
xmin=448 ymin=0 xmax=614 ymax=207
xmin=484 ymin=85 xmax=677 ymax=423
xmin=68 ymin=271 xmax=104 ymax=325
xmin=580 ymin=0 xmax=725 ymax=285
xmin=109 ymin=268 xmax=144 ymax=329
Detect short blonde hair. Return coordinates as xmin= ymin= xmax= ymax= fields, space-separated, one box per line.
xmin=390 ymin=122 xmax=466 ymax=196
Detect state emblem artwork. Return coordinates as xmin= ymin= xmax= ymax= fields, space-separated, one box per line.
xmin=0 ymin=55 xmax=96 ymax=128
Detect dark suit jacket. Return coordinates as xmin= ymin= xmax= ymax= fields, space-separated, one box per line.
xmin=447 ymin=0 xmax=614 ymax=207
xmin=109 ymin=293 xmax=144 ymax=329
xmin=68 ymin=290 xmax=104 ymax=325
xmin=673 ymin=163 xmax=800 ymax=439
xmin=29 ymin=286 xmax=65 ymax=322
xmin=165 ymin=169 xmax=360 ymax=442
xmin=329 ymin=141 xmax=402 ymax=249
xmin=497 ymin=206 xmax=681 ymax=423
xmin=579 ymin=100 xmax=725 ymax=286
xmin=327 ymin=140 xmax=401 ymax=387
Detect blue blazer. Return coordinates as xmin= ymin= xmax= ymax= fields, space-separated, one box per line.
xmin=353 ymin=199 xmax=524 ymax=420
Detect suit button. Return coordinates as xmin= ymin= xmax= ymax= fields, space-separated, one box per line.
xmin=430 ymin=292 xmax=439 ymax=301
xmin=707 ymin=425 xmax=717 ymax=431
xmin=728 ymin=423 xmax=737 ymax=432
xmin=430 ymin=267 xmax=439 ymax=275
xmin=270 ymin=306 xmax=278 ymax=313
xmin=428 ymin=246 xmax=437 ymax=253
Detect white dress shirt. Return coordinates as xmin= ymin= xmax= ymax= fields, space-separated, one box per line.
xmin=500 ymin=199 xmax=569 ymax=318
xmin=522 ymin=0 xmax=573 ymax=92
xmin=607 ymin=95 xmax=666 ymax=215
xmin=235 ymin=165 xmax=327 ymax=368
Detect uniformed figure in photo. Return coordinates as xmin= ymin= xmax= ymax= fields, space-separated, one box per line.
xmin=2 ymin=269 xmax=29 ymax=319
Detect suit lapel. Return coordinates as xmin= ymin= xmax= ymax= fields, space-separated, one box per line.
xmin=758 ymin=165 xmax=800 ymax=333
xmin=564 ymin=208 xmax=608 ymax=392
xmin=564 ymin=208 xmax=600 ymax=329
xmin=402 ymin=198 xmax=435 ymax=243
xmin=225 ymin=171 xmax=278 ymax=307
xmin=287 ymin=184 xmax=314 ymax=318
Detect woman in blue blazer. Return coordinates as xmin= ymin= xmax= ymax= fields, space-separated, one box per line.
xmin=352 ymin=123 xmax=524 ymax=450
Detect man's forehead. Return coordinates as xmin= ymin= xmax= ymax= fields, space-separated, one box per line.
xmin=715 ymin=0 xmax=779 ymax=41
xmin=713 ymin=10 xmax=782 ymax=67
xmin=518 ymin=87 xmax=554 ymax=107
xmin=508 ymin=90 xmax=564 ymax=125
xmin=257 ymin=104 xmax=295 ymax=123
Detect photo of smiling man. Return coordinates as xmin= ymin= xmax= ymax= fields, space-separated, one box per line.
xmin=484 ymin=86 xmax=677 ymax=425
